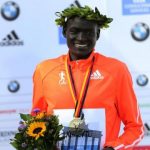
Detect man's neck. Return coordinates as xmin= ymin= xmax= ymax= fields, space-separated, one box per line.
xmin=69 ymin=52 xmax=93 ymax=61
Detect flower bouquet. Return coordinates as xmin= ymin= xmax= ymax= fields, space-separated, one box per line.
xmin=10 ymin=108 xmax=64 ymax=150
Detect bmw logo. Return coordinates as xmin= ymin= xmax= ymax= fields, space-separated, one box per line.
xmin=8 ymin=80 xmax=20 ymax=93
xmin=131 ymin=23 xmax=149 ymax=41
xmin=1 ymin=1 xmax=20 ymax=21
xmin=136 ymin=74 xmax=148 ymax=87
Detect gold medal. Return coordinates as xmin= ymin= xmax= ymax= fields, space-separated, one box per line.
xmin=69 ymin=117 xmax=88 ymax=129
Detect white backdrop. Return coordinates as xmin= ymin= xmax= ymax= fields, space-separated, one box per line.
xmin=0 ymin=0 xmax=150 ymax=149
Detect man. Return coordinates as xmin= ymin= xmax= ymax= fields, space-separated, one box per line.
xmin=32 ymin=6 xmax=144 ymax=150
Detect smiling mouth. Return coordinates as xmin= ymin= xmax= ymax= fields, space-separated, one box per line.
xmin=74 ymin=43 xmax=88 ymax=48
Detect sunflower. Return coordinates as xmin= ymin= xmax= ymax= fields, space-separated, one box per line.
xmin=35 ymin=112 xmax=45 ymax=119
xmin=26 ymin=122 xmax=46 ymax=140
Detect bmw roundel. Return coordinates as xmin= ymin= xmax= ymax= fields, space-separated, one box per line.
xmin=1 ymin=1 xmax=20 ymax=21
xmin=136 ymin=74 xmax=148 ymax=87
xmin=131 ymin=23 xmax=149 ymax=41
xmin=8 ymin=80 xmax=20 ymax=93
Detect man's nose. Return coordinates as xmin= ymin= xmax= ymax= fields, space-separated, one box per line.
xmin=77 ymin=32 xmax=86 ymax=41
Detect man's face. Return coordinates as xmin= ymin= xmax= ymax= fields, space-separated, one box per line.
xmin=64 ymin=17 xmax=99 ymax=60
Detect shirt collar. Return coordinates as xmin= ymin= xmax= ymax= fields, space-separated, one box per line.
xmin=66 ymin=51 xmax=95 ymax=69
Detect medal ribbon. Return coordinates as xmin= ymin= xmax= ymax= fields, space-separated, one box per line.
xmin=65 ymin=56 xmax=94 ymax=118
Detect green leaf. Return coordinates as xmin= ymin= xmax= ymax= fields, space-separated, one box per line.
xmin=26 ymin=146 xmax=33 ymax=150
xmin=15 ymin=133 xmax=22 ymax=139
xmin=55 ymin=5 xmax=113 ymax=29
xmin=10 ymin=141 xmax=18 ymax=149
xmin=20 ymin=113 xmax=32 ymax=121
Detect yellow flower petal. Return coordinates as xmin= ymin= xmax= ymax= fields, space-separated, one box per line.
xmin=36 ymin=112 xmax=45 ymax=119
xmin=26 ymin=122 xmax=46 ymax=140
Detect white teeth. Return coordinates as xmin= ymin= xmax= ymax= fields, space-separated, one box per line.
xmin=75 ymin=44 xmax=87 ymax=47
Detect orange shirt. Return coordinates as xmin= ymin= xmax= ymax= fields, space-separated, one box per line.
xmin=32 ymin=52 xmax=144 ymax=149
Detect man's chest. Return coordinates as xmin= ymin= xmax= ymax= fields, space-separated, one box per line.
xmin=42 ymin=67 xmax=116 ymax=109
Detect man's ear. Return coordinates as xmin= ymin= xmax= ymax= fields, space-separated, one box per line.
xmin=97 ymin=29 xmax=100 ymax=40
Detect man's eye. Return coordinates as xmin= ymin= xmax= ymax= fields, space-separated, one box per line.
xmin=70 ymin=30 xmax=77 ymax=34
xmin=86 ymin=31 xmax=94 ymax=35
xmin=70 ymin=31 xmax=75 ymax=34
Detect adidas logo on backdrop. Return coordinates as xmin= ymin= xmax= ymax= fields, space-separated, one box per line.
xmin=0 ymin=30 xmax=24 ymax=46
xmin=91 ymin=70 xmax=104 ymax=80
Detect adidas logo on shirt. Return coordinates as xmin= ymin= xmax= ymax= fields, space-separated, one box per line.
xmin=0 ymin=30 xmax=24 ymax=46
xmin=90 ymin=70 xmax=104 ymax=80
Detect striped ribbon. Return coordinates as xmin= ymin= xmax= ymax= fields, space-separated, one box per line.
xmin=65 ymin=56 xmax=94 ymax=118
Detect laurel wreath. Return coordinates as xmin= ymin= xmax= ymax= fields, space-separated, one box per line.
xmin=55 ymin=6 xmax=113 ymax=29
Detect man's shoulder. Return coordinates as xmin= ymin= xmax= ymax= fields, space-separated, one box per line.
xmin=35 ymin=54 xmax=66 ymax=78
xmin=94 ymin=52 xmax=128 ymax=76
xmin=95 ymin=52 xmax=126 ymax=67
xmin=38 ymin=55 xmax=65 ymax=67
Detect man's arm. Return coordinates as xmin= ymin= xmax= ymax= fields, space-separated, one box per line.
xmin=105 ymin=65 xmax=144 ymax=149
xmin=31 ymin=65 xmax=48 ymax=114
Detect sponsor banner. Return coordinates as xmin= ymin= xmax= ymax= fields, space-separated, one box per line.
xmin=0 ymin=107 xmax=30 ymax=129
xmin=0 ymin=77 xmax=32 ymax=97
xmin=0 ymin=1 xmax=20 ymax=21
xmin=0 ymin=30 xmax=24 ymax=47
xmin=131 ymin=22 xmax=150 ymax=42
xmin=0 ymin=0 xmax=150 ymax=148
xmin=0 ymin=130 xmax=17 ymax=150
xmin=0 ymin=106 xmax=30 ymax=149
xmin=58 ymin=27 xmax=66 ymax=44
xmin=139 ymin=107 xmax=150 ymax=145
xmin=122 ymin=0 xmax=150 ymax=15
xmin=131 ymin=71 xmax=150 ymax=104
